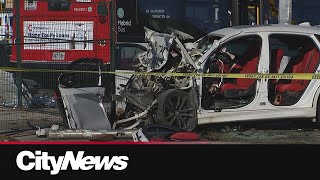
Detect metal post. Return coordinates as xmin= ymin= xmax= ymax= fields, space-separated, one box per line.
xmin=109 ymin=0 xmax=116 ymax=120
xmin=14 ymin=0 xmax=22 ymax=107
xmin=239 ymin=0 xmax=248 ymax=25
xmin=259 ymin=0 xmax=263 ymax=25
xmin=279 ymin=0 xmax=292 ymax=24
xmin=231 ymin=0 xmax=239 ymax=26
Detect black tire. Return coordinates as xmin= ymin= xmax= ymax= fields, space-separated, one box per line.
xmin=156 ymin=89 xmax=197 ymax=131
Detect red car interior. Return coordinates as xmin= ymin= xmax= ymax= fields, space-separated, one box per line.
xmin=275 ymin=47 xmax=320 ymax=93
xmin=221 ymin=44 xmax=261 ymax=93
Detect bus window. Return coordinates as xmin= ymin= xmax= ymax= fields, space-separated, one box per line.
xmin=48 ymin=0 xmax=70 ymax=11
xmin=98 ymin=1 xmax=108 ymax=16
xmin=98 ymin=1 xmax=108 ymax=24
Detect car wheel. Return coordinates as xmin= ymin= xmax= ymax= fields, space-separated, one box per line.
xmin=156 ymin=89 xmax=197 ymax=131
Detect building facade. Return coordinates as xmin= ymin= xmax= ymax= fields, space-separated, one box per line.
xmin=292 ymin=0 xmax=320 ymax=25
xmin=116 ymin=0 xmax=264 ymax=42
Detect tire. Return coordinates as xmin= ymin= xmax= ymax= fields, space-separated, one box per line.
xmin=156 ymin=89 xmax=197 ymax=131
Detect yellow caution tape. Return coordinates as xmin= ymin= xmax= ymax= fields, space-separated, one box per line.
xmin=0 ymin=67 xmax=319 ymax=80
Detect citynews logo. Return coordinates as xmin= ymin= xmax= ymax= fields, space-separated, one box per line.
xmin=16 ymin=151 xmax=129 ymax=175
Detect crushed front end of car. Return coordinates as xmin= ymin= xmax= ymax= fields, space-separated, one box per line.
xmin=113 ymin=27 xmax=204 ymax=131
xmin=56 ymin=27 xmax=210 ymax=132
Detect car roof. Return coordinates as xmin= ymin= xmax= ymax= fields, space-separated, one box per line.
xmin=208 ymin=24 xmax=320 ymax=37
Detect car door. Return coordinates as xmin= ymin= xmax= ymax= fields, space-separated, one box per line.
xmin=267 ymin=33 xmax=320 ymax=107
xmin=200 ymin=34 xmax=264 ymax=112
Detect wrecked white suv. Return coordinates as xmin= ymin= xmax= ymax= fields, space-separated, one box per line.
xmin=57 ymin=24 xmax=320 ymax=132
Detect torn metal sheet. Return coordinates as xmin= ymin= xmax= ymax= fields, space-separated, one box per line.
xmin=138 ymin=27 xmax=176 ymax=72
xmin=59 ymin=86 xmax=111 ymax=130
xmin=135 ymin=27 xmax=199 ymax=72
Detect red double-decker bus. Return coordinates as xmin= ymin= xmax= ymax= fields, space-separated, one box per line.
xmin=10 ymin=0 xmax=111 ymax=65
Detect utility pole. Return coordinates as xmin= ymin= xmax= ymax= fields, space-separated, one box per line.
xmin=259 ymin=0 xmax=264 ymax=25
xmin=239 ymin=0 xmax=248 ymax=25
xmin=278 ymin=0 xmax=292 ymax=24
xmin=14 ymin=0 xmax=22 ymax=107
xmin=109 ymin=0 xmax=116 ymax=120
xmin=231 ymin=0 xmax=239 ymax=26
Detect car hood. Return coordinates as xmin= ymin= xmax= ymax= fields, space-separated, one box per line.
xmin=134 ymin=27 xmax=219 ymax=72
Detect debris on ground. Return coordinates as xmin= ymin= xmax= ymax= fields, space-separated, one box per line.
xmin=200 ymin=128 xmax=320 ymax=144
xmin=0 ymin=135 xmax=19 ymax=142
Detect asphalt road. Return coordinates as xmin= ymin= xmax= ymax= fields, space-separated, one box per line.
xmin=0 ymin=119 xmax=319 ymax=144
xmin=1 ymin=101 xmax=320 ymax=144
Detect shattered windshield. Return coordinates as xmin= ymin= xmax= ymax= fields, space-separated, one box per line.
xmin=195 ymin=35 xmax=223 ymax=53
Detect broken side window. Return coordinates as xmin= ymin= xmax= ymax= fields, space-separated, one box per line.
xmin=195 ymin=35 xmax=222 ymax=53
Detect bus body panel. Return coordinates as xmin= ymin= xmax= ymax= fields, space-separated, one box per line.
xmin=11 ymin=0 xmax=111 ymax=64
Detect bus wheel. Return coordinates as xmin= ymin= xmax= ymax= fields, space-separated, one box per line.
xmin=156 ymin=89 xmax=197 ymax=131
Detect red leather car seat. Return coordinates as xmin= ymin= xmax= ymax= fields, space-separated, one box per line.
xmin=275 ymin=47 xmax=319 ymax=93
xmin=221 ymin=45 xmax=260 ymax=98
xmin=270 ymin=48 xmax=285 ymax=73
